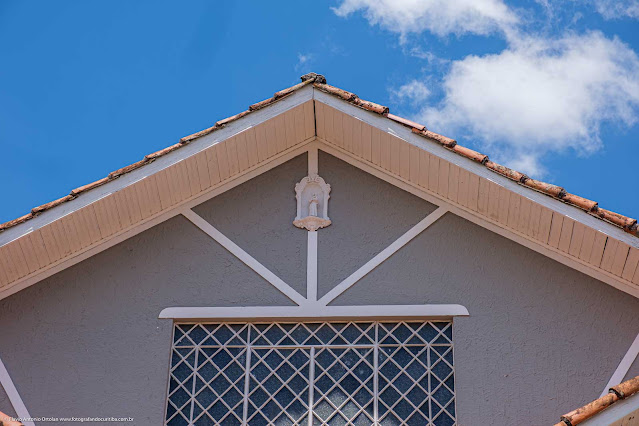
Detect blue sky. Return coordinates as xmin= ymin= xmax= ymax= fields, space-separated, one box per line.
xmin=1 ymin=0 xmax=638 ymax=223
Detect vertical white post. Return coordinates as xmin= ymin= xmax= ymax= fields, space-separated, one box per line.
xmin=242 ymin=327 xmax=252 ymax=425
xmin=307 ymin=347 xmax=316 ymax=426
xmin=306 ymin=146 xmax=320 ymax=304
xmin=308 ymin=147 xmax=318 ymax=175
xmin=307 ymin=231 xmax=318 ymax=302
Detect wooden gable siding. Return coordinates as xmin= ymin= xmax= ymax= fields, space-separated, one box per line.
xmin=314 ymin=101 xmax=639 ymax=291
xmin=0 ymin=101 xmax=314 ymax=289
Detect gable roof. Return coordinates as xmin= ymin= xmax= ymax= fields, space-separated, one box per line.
xmin=1 ymin=72 xmax=638 ymax=300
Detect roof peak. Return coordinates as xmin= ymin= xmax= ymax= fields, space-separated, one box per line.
xmin=300 ymin=72 xmax=326 ymax=84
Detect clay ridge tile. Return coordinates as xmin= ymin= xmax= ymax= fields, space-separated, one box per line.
xmin=313 ymin=82 xmax=389 ymax=115
xmin=596 ymin=208 xmax=638 ymax=230
xmin=387 ymin=114 xmax=425 ymax=131
xmin=31 ymin=195 xmax=75 ymax=215
xmin=449 ymin=144 xmax=488 ymax=164
xmin=70 ymin=177 xmax=110 ymax=197
xmin=145 ymin=142 xmax=183 ymax=160
xmin=562 ymin=193 xmax=598 ymax=212
xmin=523 ymin=178 xmax=565 ymax=198
xmin=557 ymin=376 xmax=639 ymax=426
xmin=485 ymin=160 xmax=527 ymax=182
xmin=0 ymin=213 xmax=33 ymax=231
xmin=108 ymin=159 xmax=149 ymax=179
xmin=313 ymin=83 xmax=357 ymax=101
xmin=411 ymin=128 xmax=457 ymax=148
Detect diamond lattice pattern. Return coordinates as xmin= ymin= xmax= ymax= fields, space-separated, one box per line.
xmin=165 ymin=321 xmax=455 ymax=425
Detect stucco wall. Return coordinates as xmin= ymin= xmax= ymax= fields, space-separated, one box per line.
xmin=0 ymin=213 xmax=293 ymax=425
xmin=0 ymin=383 xmax=18 ymax=419
xmin=193 ymin=153 xmax=309 ymax=296
xmin=0 ymin=151 xmax=637 ymax=425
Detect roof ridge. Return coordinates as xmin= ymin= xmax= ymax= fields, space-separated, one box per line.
xmin=1 ymin=72 xmax=637 ymax=238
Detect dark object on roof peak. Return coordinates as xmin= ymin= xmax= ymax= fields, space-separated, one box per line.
xmin=300 ymin=72 xmax=326 ymax=84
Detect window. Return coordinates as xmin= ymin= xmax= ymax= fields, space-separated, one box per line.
xmin=165 ymin=321 xmax=456 ymax=426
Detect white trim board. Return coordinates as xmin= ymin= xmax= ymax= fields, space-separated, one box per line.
xmin=158 ymin=304 xmax=470 ymax=320
xmin=0 ymin=355 xmax=34 ymax=426
xmin=0 ymin=85 xmax=315 ymax=247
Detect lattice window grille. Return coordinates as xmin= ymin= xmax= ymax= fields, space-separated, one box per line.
xmin=165 ymin=321 xmax=456 ymax=426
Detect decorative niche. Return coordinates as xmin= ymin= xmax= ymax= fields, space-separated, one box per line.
xmin=293 ymin=175 xmax=331 ymax=231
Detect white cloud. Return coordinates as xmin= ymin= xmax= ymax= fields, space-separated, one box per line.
xmin=295 ymin=53 xmax=314 ymax=71
xmin=420 ymin=32 xmax=639 ymax=177
xmin=592 ymin=0 xmax=639 ymax=19
xmin=332 ymin=0 xmax=518 ymax=40
xmin=391 ymin=80 xmax=431 ymax=105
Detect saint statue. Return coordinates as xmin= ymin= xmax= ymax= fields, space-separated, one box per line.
xmin=309 ymin=194 xmax=319 ymax=217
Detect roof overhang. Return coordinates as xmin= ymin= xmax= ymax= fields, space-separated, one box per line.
xmin=1 ymin=80 xmax=638 ymax=301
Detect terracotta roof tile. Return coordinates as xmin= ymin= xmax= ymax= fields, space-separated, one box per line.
xmin=1 ymin=72 xmax=638 ymax=242
xmin=556 ymin=376 xmax=639 ymax=425
xmin=0 ymin=213 xmax=33 ymax=231
xmin=523 ymin=178 xmax=565 ymax=198
xmin=352 ymin=97 xmax=389 ymax=115
xmin=108 ymin=159 xmax=149 ymax=179
xmin=144 ymin=142 xmax=185 ymax=160
xmin=485 ymin=160 xmax=527 ymax=182
xmin=449 ymin=144 xmax=488 ymax=164
xmin=412 ymin=128 xmax=457 ymax=148
xmin=70 ymin=177 xmax=110 ymax=196
xmin=215 ymin=110 xmax=251 ymax=127
xmin=31 ymin=195 xmax=75 ymax=215
xmin=387 ymin=113 xmax=426 ymax=131
xmin=562 ymin=193 xmax=598 ymax=212
xmin=596 ymin=208 xmax=637 ymax=231
xmin=274 ymin=79 xmax=314 ymax=99
xmin=313 ymin=83 xmax=357 ymax=101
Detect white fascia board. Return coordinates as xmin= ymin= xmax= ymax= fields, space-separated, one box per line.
xmin=313 ymin=90 xmax=639 ymax=249
xmin=580 ymin=391 xmax=639 ymax=425
xmin=158 ymin=304 xmax=470 ymax=320
xmin=0 ymin=85 xmax=314 ymax=247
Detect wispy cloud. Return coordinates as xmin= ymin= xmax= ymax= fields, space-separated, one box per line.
xmin=390 ymin=80 xmax=431 ymax=106
xmin=591 ymin=0 xmax=639 ymax=19
xmin=331 ymin=0 xmax=518 ymax=41
xmin=421 ymin=32 xmax=639 ymax=176
xmin=295 ymin=53 xmax=315 ymax=72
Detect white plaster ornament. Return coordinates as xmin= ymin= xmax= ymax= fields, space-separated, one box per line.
xmin=293 ymin=175 xmax=331 ymax=231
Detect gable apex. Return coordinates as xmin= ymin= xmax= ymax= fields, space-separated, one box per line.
xmin=1 ymin=73 xmax=638 ymax=301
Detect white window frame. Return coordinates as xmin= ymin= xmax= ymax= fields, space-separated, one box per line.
xmin=165 ymin=320 xmax=457 ymax=426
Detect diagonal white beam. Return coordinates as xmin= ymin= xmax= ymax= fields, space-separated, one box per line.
xmin=0 ymin=355 xmax=34 ymax=426
xmin=319 ymin=207 xmax=448 ymax=306
xmin=181 ymin=209 xmax=307 ymax=306
xmin=601 ymin=332 xmax=639 ymax=397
